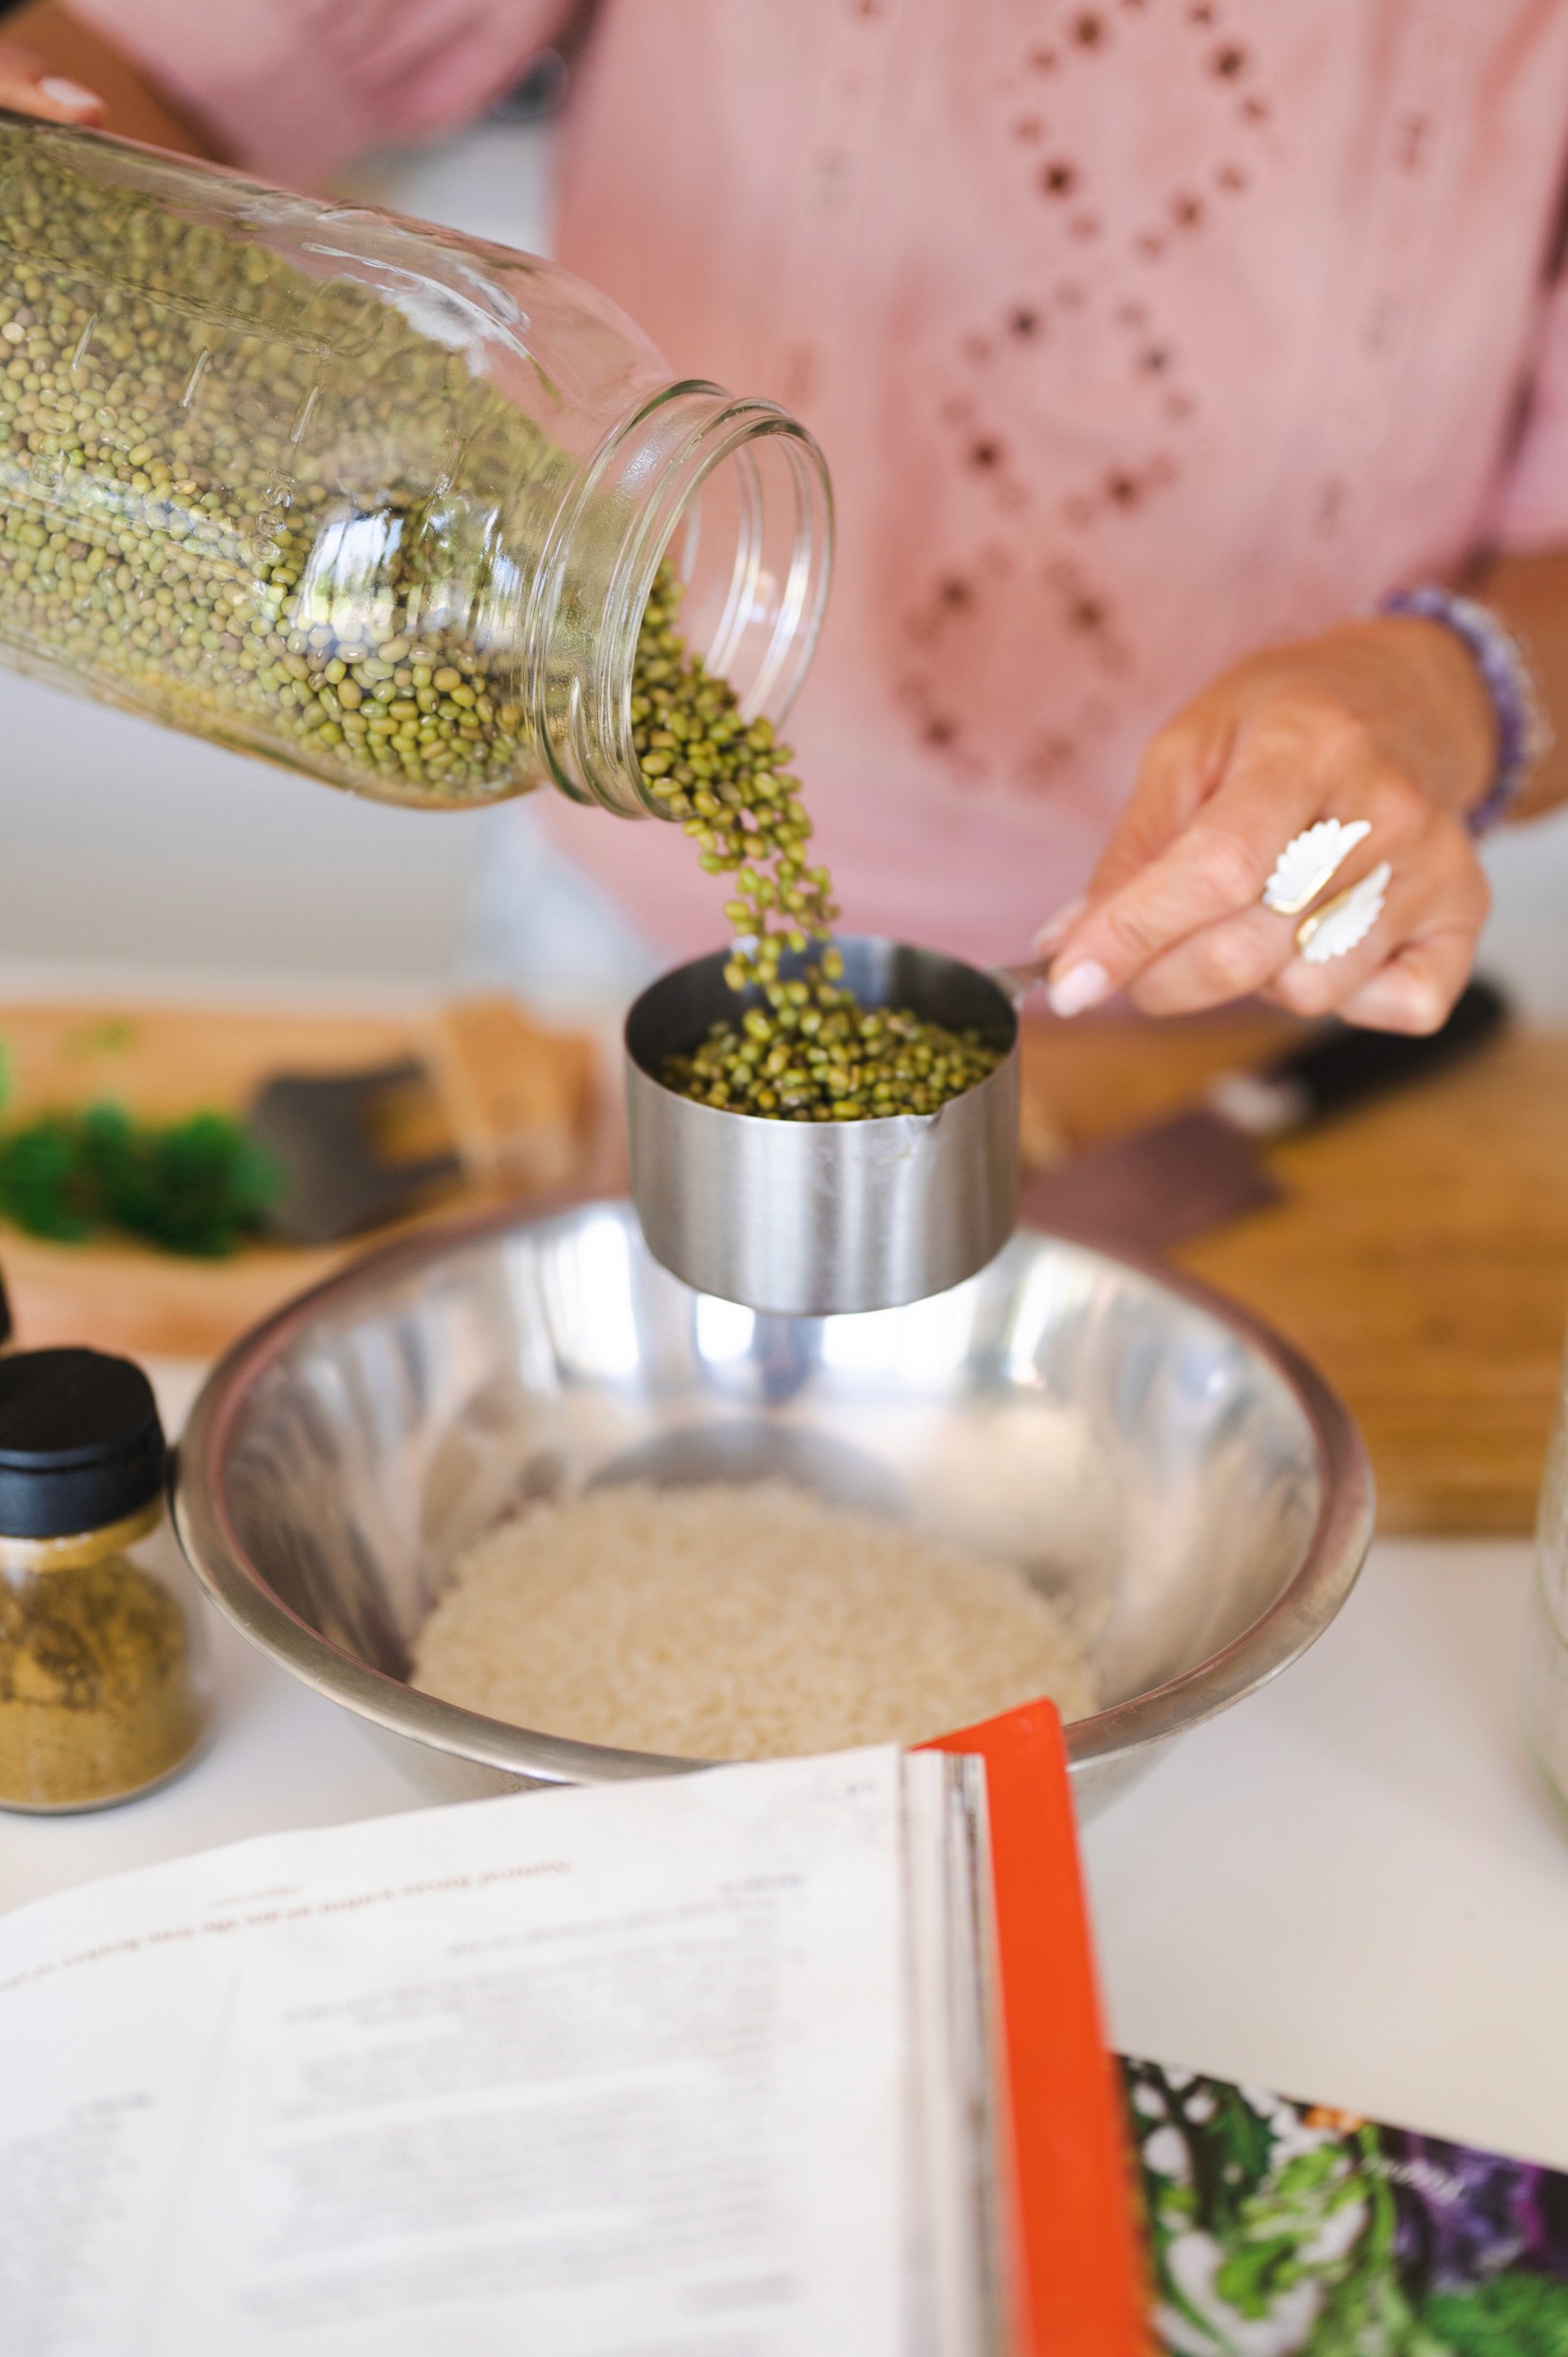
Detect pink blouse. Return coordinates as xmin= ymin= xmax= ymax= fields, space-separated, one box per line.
xmin=73 ymin=0 xmax=1568 ymax=964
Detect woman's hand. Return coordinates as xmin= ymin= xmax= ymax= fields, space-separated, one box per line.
xmin=0 ymin=42 xmax=102 ymax=125
xmin=1039 ymin=617 xmax=1498 ymax=1033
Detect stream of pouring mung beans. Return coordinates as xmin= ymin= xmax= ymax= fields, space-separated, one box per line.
xmin=637 ymin=567 xmax=1004 ymax=1121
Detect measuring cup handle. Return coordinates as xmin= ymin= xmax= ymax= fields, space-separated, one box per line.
xmin=988 ymin=958 xmax=1053 ymax=1005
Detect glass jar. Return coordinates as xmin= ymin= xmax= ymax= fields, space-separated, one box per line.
xmin=0 ymin=1346 xmax=211 ymax=1810
xmin=0 ymin=112 xmax=832 ymax=818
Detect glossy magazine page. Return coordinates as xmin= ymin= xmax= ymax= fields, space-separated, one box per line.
xmin=1121 ymin=2057 xmax=1568 ymax=2355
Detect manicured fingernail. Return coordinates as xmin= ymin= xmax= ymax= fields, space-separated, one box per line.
xmin=1032 ymin=893 xmax=1087 ymax=954
xmin=1047 ymin=959 xmax=1111 ymax=1018
xmin=39 ymin=78 xmax=103 ymax=113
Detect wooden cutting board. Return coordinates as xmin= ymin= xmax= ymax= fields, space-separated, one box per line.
xmin=0 ymin=996 xmax=605 ymax=1361
xmin=1020 ymin=1012 xmax=1568 ymax=1536
xmin=1 ymin=993 xmax=1558 ymax=1534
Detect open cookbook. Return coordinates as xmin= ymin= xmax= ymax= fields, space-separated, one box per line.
xmin=4 ymin=1706 xmax=1146 ymax=2356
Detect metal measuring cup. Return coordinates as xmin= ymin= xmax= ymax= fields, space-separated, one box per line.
xmin=624 ymin=935 xmax=1048 ymax=1315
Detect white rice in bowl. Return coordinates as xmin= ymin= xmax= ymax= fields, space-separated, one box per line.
xmin=410 ymin=1479 xmax=1098 ymax=1759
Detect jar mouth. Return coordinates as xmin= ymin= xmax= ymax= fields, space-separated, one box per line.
xmin=533 ymin=383 xmax=834 ymax=818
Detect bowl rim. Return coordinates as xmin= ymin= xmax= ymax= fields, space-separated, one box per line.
xmin=173 ymin=1191 xmax=1376 ymax=1785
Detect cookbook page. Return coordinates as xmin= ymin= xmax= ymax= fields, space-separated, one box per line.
xmin=1 ymin=1750 xmax=919 ymax=2357
xmin=903 ymin=1751 xmax=1002 ymax=2357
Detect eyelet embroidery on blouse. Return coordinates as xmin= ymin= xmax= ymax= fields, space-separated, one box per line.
xmin=894 ymin=0 xmax=1277 ymax=797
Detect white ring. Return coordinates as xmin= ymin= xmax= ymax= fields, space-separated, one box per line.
xmin=1294 ymin=861 xmax=1392 ymax=963
xmin=1262 ymin=818 xmax=1373 ymax=916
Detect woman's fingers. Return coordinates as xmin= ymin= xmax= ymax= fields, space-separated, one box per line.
xmin=1127 ymin=800 xmax=1487 ymax=1024
xmin=1044 ymin=706 xmax=1344 ymax=1013
xmin=0 ymin=47 xmax=104 ymax=125
xmin=1039 ymin=621 xmax=1499 ymax=1030
xmin=1043 ymin=727 xmax=1343 ymax=1014
xmin=1118 ymin=770 xmax=1424 ymax=1015
xmin=1267 ymin=836 xmax=1489 ymax=1030
xmin=1122 ymin=899 xmax=1301 ymax=1016
xmin=1033 ymin=709 xmax=1233 ymax=956
xmin=1043 ymin=687 xmax=1466 ymax=1018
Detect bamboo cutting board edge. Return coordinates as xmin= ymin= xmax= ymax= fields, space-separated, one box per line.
xmin=1020 ymin=1014 xmax=1568 ymax=1538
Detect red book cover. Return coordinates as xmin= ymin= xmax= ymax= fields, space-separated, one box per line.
xmin=923 ymin=1701 xmax=1151 ymax=2357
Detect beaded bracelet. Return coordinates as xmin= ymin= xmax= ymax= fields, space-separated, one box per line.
xmin=1379 ymin=585 xmax=1552 ymax=837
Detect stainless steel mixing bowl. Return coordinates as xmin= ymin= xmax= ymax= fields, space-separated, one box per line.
xmin=174 ymin=1197 xmax=1374 ymax=1816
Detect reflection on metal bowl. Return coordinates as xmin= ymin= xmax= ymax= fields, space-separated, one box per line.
xmin=174 ymin=1198 xmax=1374 ymax=1817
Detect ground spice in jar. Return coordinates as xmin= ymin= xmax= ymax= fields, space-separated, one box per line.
xmin=637 ymin=565 xmax=1004 ymax=1121
xmin=0 ymin=1350 xmax=209 ymax=1812
xmin=0 ymin=1534 xmax=202 ymax=1808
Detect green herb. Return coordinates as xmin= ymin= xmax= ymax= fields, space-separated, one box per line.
xmin=0 ymin=1098 xmax=279 ymax=1258
xmin=639 ymin=565 xmax=1004 ymax=1122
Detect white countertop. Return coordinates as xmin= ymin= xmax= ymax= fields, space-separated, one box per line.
xmin=1085 ymin=1536 xmax=1568 ymax=2168
xmin=3 ymin=1370 xmax=1564 ymax=2172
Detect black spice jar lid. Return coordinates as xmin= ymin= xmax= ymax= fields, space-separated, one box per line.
xmin=0 ymin=1348 xmax=166 ymax=1539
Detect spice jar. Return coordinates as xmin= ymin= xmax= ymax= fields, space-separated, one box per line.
xmin=0 ymin=1346 xmax=210 ymax=1810
xmin=0 ymin=112 xmax=831 ymax=820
